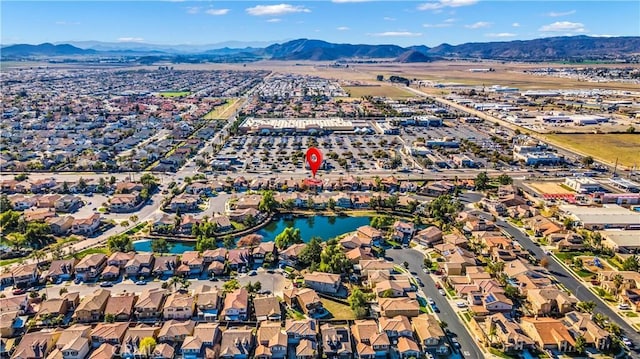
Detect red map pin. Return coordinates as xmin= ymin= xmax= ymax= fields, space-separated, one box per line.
xmin=306 ymin=147 xmax=323 ymax=178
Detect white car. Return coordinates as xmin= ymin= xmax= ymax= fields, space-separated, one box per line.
xmin=427 ymin=297 xmax=435 ymax=305
xmin=456 ymin=301 xmax=468 ymax=308
xmin=622 ymin=337 xmax=633 ymax=347
xmin=618 ymin=303 xmax=631 ymax=310
xmin=439 ymin=289 xmax=446 ymax=296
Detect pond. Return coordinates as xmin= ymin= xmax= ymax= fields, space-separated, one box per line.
xmin=133 ymin=215 xmax=372 ymax=254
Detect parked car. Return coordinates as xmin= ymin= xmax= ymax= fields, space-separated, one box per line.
xmin=12 ymin=288 xmax=26 ymax=295
xmin=456 ymin=301 xmax=468 ymax=308
xmin=622 ymin=337 xmax=633 ymax=347
xmin=439 ymin=289 xmax=446 ymax=296
xmin=451 ymin=337 xmax=461 ymax=348
xmin=100 ymin=282 xmax=114 ymax=287
xmin=432 ymin=305 xmax=440 ymax=313
xmin=618 ymin=303 xmax=631 ymax=310
xmin=135 ymin=280 xmax=147 ymax=285
xmin=248 ymin=270 xmax=257 ymax=276
xmin=427 ymin=297 xmax=435 ymax=305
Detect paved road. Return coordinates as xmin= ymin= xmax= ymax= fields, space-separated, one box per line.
xmin=492 ymin=215 xmax=640 ymax=358
xmin=387 ymin=249 xmax=484 ymax=359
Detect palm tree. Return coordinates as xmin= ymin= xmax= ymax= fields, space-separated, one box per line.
xmin=612 ymin=274 xmax=625 ymax=299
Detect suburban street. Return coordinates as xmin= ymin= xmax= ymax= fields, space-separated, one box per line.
xmin=493 ymin=215 xmax=640 ymax=358
xmin=387 ymin=248 xmax=484 ymax=359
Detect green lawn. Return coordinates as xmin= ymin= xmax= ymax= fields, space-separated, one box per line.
xmin=0 ymin=257 xmax=23 ymax=267
xmin=575 ymin=268 xmax=594 ymax=278
xmin=286 ymin=308 xmax=305 ymax=320
xmin=622 ymin=311 xmax=639 ymax=318
xmin=159 ymin=91 xmax=191 ymax=98
xmin=489 ymin=348 xmax=519 ymax=359
xmin=321 ymin=299 xmax=356 ymax=320
xmin=67 ymin=247 xmax=110 ymax=259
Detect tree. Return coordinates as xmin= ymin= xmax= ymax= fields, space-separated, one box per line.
xmin=223 ymin=236 xmax=236 ymax=249
xmin=576 ymin=301 xmax=597 ymax=314
xmin=0 ymin=194 xmax=13 ymax=213
xmin=487 ymin=261 xmax=505 ymax=278
xmin=423 ymin=257 xmax=432 ymax=269
xmin=259 ymin=191 xmax=278 ymax=213
xmin=612 ymin=273 xmax=624 ymax=299
xmin=223 ymin=279 xmax=240 ymax=293
xmin=380 ymin=289 xmax=394 ymax=298
xmin=275 ymin=227 xmax=303 ymax=249
xmin=504 ymin=285 xmax=520 ymax=300
xmin=574 ymin=335 xmax=586 ymax=354
xmin=475 ymin=172 xmax=489 ymax=190
xmin=151 ymin=238 xmax=170 ymax=254
xmin=348 ymin=287 xmax=369 ymax=319
xmin=237 ymin=234 xmax=263 ymax=248
xmin=129 ymin=215 xmax=139 ymax=223
xmin=540 ymin=256 xmax=550 ymax=268
xmin=59 ymin=287 xmax=68 ymax=296
xmin=196 ymin=236 xmax=217 ymax=252
xmin=319 ymin=239 xmax=351 ymax=274
xmin=622 ymin=255 xmax=639 ymax=272
xmin=139 ymin=337 xmax=156 ymax=356
xmin=581 ymin=156 xmax=594 ymax=168
xmin=107 ymin=234 xmax=133 ymax=252
xmin=497 ymin=174 xmax=513 ymax=185
xmin=327 ymin=198 xmax=336 ymax=211
xmin=104 ymin=313 xmax=115 ymax=323
xmin=427 ymin=195 xmax=462 ymax=224
xmin=299 ymin=236 xmax=322 ymax=267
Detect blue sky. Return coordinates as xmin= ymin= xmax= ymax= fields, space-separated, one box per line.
xmin=2 ymin=1 xmax=639 ymax=47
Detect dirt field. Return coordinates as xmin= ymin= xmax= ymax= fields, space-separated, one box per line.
xmin=342 ymin=85 xmax=414 ymax=98
xmin=528 ymin=181 xmax=574 ymax=195
xmin=204 ymin=98 xmax=242 ymax=120
xmin=544 ymin=133 xmax=640 ymax=168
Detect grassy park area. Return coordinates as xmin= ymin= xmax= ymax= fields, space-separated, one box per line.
xmin=159 ymin=91 xmax=191 ymax=98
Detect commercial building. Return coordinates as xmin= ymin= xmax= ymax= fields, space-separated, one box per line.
xmin=600 ymin=230 xmax=640 ymax=253
xmin=564 ymin=177 xmax=601 ymax=194
xmin=239 ymin=117 xmax=354 ymax=135
xmin=560 ymin=204 xmax=640 ymax=230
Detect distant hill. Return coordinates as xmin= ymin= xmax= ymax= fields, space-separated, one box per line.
xmin=426 ymin=35 xmax=640 ymax=61
xmin=1 ymin=43 xmax=96 ymax=57
xmin=261 ymin=39 xmax=407 ymax=61
xmin=2 ymin=35 xmax=639 ymax=62
xmin=395 ymin=50 xmax=431 ymax=63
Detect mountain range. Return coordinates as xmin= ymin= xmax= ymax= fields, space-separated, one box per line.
xmin=2 ymin=35 xmax=639 ymax=62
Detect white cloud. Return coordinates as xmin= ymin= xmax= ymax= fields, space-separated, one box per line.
xmin=512 ymin=22 xmax=520 ymax=27
xmin=117 ymin=37 xmax=144 ymax=42
xmin=539 ymin=21 xmax=586 ymax=33
xmin=205 ymin=8 xmax=229 ymax=16
xmin=547 ymin=10 xmax=576 ymax=17
xmin=465 ymin=21 xmax=492 ymax=29
xmin=370 ymin=31 xmax=423 ymax=37
xmin=337 ymin=26 xmax=350 ymax=31
xmin=418 ymin=0 xmax=478 ymax=11
xmin=267 ymin=18 xmax=282 ymax=23
xmin=485 ymin=32 xmax=517 ymax=38
xmin=423 ymin=23 xmax=452 ymax=28
xmin=591 ymin=34 xmax=617 ymax=37
xmin=383 ymin=17 xmax=396 ymax=21
xmin=332 ymin=0 xmax=371 ymax=2
xmin=246 ymin=4 xmax=310 ymax=16
xmin=444 ymin=18 xmax=456 ymax=23
xmin=186 ymin=6 xmax=200 ymax=14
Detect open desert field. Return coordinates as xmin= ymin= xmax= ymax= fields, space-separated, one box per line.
xmin=204 ymin=98 xmax=242 ymax=120
xmin=342 ymin=85 xmax=414 ymax=99
xmin=528 ymin=181 xmax=574 ymax=195
xmin=544 ymin=133 xmax=640 ymax=168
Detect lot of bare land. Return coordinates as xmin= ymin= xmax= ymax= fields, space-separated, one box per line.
xmin=6 ymin=60 xmax=639 ymax=91
xmin=544 ymin=133 xmax=640 ymax=167
xmin=204 ymin=98 xmax=242 ymax=120
xmin=342 ymin=85 xmax=414 ymax=99
xmin=528 ymin=181 xmax=574 ymax=195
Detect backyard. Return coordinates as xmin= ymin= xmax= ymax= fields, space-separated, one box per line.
xmin=320 ymin=298 xmax=356 ymax=320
